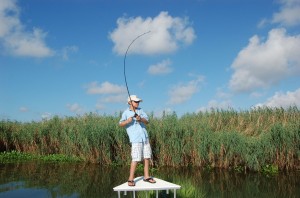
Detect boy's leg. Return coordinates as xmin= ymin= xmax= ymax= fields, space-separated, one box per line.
xmin=143 ymin=140 xmax=152 ymax=178
xmin=128 ymin=142 xmax=141 ymax=183
xmin=129 ymin=161 xmax=138 ymax=181
xmin=143 ymin=158 xmax=156 ymax=183
xmin=143 ymin=158 xmax=150 ymax=178
xmin=142 ymin=140 xmax=156 ymax=183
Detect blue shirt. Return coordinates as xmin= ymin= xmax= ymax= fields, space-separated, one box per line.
xmin=119 ymin=107 xmax=149 ymax=143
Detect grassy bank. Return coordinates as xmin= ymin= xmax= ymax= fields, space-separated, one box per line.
xmin=0 ymin=107 xmax=299 ymax=171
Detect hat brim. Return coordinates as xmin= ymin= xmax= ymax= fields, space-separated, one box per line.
xmin=128 ymin=99 xmax=143 ymax=103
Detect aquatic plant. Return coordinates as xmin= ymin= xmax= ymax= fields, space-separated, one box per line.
xmin=0 ymin=106 xmax=299 ymax=171
xmin=0 ymin=150 xmax=83 ymax=163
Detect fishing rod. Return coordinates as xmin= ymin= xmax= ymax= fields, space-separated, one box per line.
xmin=123 ymin=31 xmax=151 ymax=117
xmin=123 ymin=31 xmax=155 ymax=173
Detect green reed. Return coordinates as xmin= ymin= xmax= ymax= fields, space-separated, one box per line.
xmin=0 ymin=107 xmax=299 ymax=171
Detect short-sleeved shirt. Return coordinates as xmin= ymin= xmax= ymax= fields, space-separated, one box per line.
xmin=119 ymin=107 xmax=149 ymax=143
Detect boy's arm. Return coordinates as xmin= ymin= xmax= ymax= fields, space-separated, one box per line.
xmin=119 ymin=117 xmax=133 ymax=127
xmin=136 ymin=115 xmax=149 ymax=124
xmin=136 ymin=110 xmax=149 ymax=124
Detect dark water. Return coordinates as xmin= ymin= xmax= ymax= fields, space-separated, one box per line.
xmin=0 ymin=162 xmax=299 ymax=198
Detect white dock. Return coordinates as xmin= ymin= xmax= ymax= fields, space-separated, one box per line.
xmin=113 ymin=176 xmax=181 ymax=198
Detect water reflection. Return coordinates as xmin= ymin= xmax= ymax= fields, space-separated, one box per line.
xmin=0 ymin=162 xmax=299 ymax=198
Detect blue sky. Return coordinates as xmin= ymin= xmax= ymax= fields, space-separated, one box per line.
xmin=1 ymin=0 xmax=300 ymax=122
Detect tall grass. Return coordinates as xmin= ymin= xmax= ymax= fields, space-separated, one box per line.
xmin=0 ymin=107 xmax=299 ymax=171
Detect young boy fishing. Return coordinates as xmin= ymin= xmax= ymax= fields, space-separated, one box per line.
xmin=119 ymin=95 xmax=156 ymax=186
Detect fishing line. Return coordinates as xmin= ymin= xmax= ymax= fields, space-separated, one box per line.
xmin=123 ymin=31 xmax=151 ymax=116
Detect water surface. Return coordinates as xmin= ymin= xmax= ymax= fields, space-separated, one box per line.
xmin=0 ymin=162 xmax=299 ymax=197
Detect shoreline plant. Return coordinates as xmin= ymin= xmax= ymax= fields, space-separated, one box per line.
xmin=0 ymin=106 xmax=299 ymax=171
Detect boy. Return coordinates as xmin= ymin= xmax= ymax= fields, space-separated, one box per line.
xmin=119 ymin=95 xmax=156 ymax=186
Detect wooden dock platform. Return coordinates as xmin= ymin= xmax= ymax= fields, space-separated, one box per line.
xmin=113 ymin=176 xmax=181 ymax=198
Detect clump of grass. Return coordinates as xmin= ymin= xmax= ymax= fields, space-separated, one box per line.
xmin=0 ymin=106 xmax=299 ymax=171
xmin=0 ymin=150 xmax=35 ymax=162
xmin=0 ymin=150 xmax=83 ymax=163
xmin=261 ymin=164 xmax=279 ymax=175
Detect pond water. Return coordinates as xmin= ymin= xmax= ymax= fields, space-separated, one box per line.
xmin=0 ymin=162 xmax=299 ymax=198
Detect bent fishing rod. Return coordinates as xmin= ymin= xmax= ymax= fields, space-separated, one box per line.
xmin=123 ymin=31 xmax=151 ymax=117
xmin=123 ymin=31 xmax=155 ymax=170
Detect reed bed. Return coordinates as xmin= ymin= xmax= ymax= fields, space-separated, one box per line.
xmin=0 ymin=106 xmax=299 ymax=171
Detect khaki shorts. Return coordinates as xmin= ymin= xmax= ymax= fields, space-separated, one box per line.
xmin=131 ymin=139 xmax=152 ymax=162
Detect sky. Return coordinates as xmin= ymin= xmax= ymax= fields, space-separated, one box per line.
xmin=1 ymin=0 xmax=300 ymax=122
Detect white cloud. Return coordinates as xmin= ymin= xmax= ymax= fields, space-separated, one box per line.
xmin=85 ymin=82 xmax=128 ymax=111
xmin=19 ymin=106 xmax=28 ymax=112
xmin=109 ymin=11 xmax=196 ymax=55
xmin=250 ymin=91 xmax=265 ymax=98
xmin=62 ymin=45 xmax=78 ymax=60
xmin=258 ymin=0 xmax=300 ymax=27
xmin=95 ymin=103 xmax=105 ymax=110
xmin=148 ymin=59 xmax=173 ymax=75
xmin=229 ymin=28 xmax=300 ymax=93
xmin=138 ymin=80 xmax=146 ymax=88
xmin=197 ymin=99 xmax=232 ymax=112
xmin=257 ymin=18 xmax=268 ymax=28
xmin=0 ymin=0 xmax=54 ymax=57
xmin=85 ymin=81 xmax=126 ymax=95
xmin=95 ymin=94 xmax=127 ymax=111
xmin=153 ymin=108 xmax=173 ymax=118
xmin=66 ymin=103 xmax=84 ymax=114
xmin=255 ymin=88 xmax=300 ymax=108
xmin=271 ymin=0 xmax=300 ymax=27
xmin=41 ymin=112 xmax=52 ymax=120
xmin=100 ymin=94 xmax=127 ymax=103
xmin=168 ymin=83 xmax=197 ymax=104
xmin=168 ymin=75 xmax=204 ymax=105
xmin=0 ymin=0 xmax=19 ymax=37
xmin=197 ymin=88 xmax=232 ymax=112
xmin=216 ymin=88 xmax=232 ymax=100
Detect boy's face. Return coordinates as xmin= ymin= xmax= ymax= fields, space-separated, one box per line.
xmin=130 ymin=100 xmax=140 ymax=108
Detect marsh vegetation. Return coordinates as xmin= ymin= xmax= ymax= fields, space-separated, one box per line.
xmin=1 ymin=106 xmax=299 ymax=171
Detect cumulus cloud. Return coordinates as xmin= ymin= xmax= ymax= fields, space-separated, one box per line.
xmin=62 ymin=45 xmax=78 ymax=60
xmin=153 ymin=108 xmax=174 ymax=118
xmin=66 ymin=103 xmax=84 ymax=114
xmin=41 ymin=112 xmax=52 ymax=120
xmin=148 ymin=59 xmax=173 ymax=75
xmin=255 ymin=88 xmax=300 ymax=108
xmin=95 ymin=103 xmax=105 ymax=110
xmin=271 ymin=0 xmax=300 ymax=27
xmin=85 ymin=81 xmax=126 ymax=95
xmin=229 ymin=28 xmax=300 ymax=93
xmin=99 ymin=94 xmax=127 ymax=103
xmin=19 ymin=106 xmax=28 ymax=112
xmin=0 ymin=0 xmax=54 ymax=57
xmin=168 ymin=75 xmax=204 ymax=105
xmin=85 ymin=82 xmax=127 ymax=110
xmin=197 ymin=99 xmax=232 ymax=112
xmin=95 ymin=94 xmax=127 ymax=110
xmin=258 ymin=0 xmax=300 ymax=27
xmin=109 ymin=11 xmax=196 ymax=55
xmin=216 ymin=88 xmax=232 ymax=100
